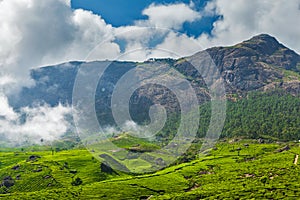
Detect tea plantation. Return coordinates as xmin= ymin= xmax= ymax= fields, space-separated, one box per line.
xmin=0 ymin=139 xmax=299 ymax=199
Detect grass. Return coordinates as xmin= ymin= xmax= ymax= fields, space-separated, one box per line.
xmin=283 ymin=70 xmax=300 ymax=81
xmin=87 ymin=133 xmax=177 ymax=173
xmin=0 ymin=139 xmax=299 ymax=199
xmin=271 ymin=64 xmax=300 ymax=82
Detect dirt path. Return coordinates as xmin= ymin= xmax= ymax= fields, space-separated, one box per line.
xmin=294 ymin=154 xmax=299 ymax=165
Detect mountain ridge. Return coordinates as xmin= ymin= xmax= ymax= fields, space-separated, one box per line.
xmin=10 ymin=34 xmax=300 ymax=119
xmin=1 ymin=33 xmax=299 ymax=145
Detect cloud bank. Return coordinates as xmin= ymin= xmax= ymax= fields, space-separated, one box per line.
xmin=0 ymin=94 xmax=73 ymax=146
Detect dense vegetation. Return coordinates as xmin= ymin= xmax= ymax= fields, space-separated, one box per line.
xmin=222 ymin=91 xmax=300 ymax=140
xmin=0 ymin=140 xmax=299 ymax=199
xmin=160 ymin=90 xmax=300 ymax=143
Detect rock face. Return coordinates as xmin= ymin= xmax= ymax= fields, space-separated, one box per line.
xmin=9 ymin=34 xmax=300 ymax=126
xmin=176 ymin=34 xmax=300 ymax=96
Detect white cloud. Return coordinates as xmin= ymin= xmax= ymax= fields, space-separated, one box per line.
xmin=110 ymin=3 xmax=203 ymax=61
xmin=0 ymin=95 xmax=73 ymax=146
xmin=116 ymin=26 xmax=166 ymax=46
xmin=114 ymin=31 xmax=202 ymax=61
xmin=0 ymin=0 xmax=299 ymax=78
xmin=111 ymin=27 xmax=200 ymax=61
xmin=198 ymin=0 xmax=300 ymax=53
xmin=67 ymin=9 xmax=120 ymax=61
xmin=0 ymin=0 xmax=118 ymax=93
xmin=0 ymin=75 xmax=16 ymax=87
xmin=137 ymin=3 xmax=201 ymax=30
xmin=0 ymin=94 xmax=18 ymax=121
xmin=155 ymin=32 xmax=201 ymax=58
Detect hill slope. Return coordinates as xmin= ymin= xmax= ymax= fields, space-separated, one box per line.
xmin=0 ymin=140 xmax=299 ymax=199
xmin=3 ymin=34 xmax=299 ymax=146
xmin=10 ymin=34 xmax=300 ymax=120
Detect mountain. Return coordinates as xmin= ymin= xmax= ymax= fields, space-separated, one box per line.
xmin=12 ymin=35 xmax=300 ymax=100
xmin=178 ymin=34 xmax=300 ymax=96
xmin=210 ymin=34 xmax=299 ymax=93
xmin=9 ymin=34 xmax=300 ymax=132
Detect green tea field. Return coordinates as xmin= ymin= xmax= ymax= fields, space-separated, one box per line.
xmin=0 ymin=139 xmax=299 ymax=199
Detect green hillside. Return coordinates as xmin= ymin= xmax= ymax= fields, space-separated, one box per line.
xmin=1 ymin=89 xmax=300 ymax=199
xmin=0 ymin=140 xmax=299 ymax=199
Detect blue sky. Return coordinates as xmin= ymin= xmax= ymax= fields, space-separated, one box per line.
xmin=71 ymin=0 xmax=218 ymax=37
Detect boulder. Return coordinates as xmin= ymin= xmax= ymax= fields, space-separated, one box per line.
xmin=11 ymin=165 xmax=20 ymax=170
xmin=1 ymin=176 xmax=15 ymax=188
xmin=27 ymin=155 xmax=41 ymax=161
xmin=16 ymin=174 xmax=21 ymax=180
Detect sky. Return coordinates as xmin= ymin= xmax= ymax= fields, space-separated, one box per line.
xmin=71 ymin=0 xmax=216 ymax=37
xmin=0 ymin=0 xmax=300 ymax=145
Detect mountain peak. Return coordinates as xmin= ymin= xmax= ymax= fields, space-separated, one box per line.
xmin=240 ymin=33 xmax=284 ymax=55
xmin=250 ymin=33 xmax=277 ymax=41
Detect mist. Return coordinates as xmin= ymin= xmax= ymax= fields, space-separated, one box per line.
xmin=0 ymin=94 xmax=73 ymax=147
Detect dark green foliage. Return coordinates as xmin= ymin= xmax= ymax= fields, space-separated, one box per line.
xmin=156 ymin=90 xmax=300 ymax=143
xmin=71 ymin=177 xmax=82 ymax=186
xmin=221 ymin=91 xmax=300 ymax=140
xmin=260 ymin=175 xmax=268 ymax=186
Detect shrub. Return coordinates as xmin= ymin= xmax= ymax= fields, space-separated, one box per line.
xmin=71 ymin=177 xmax=82 ymax=186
